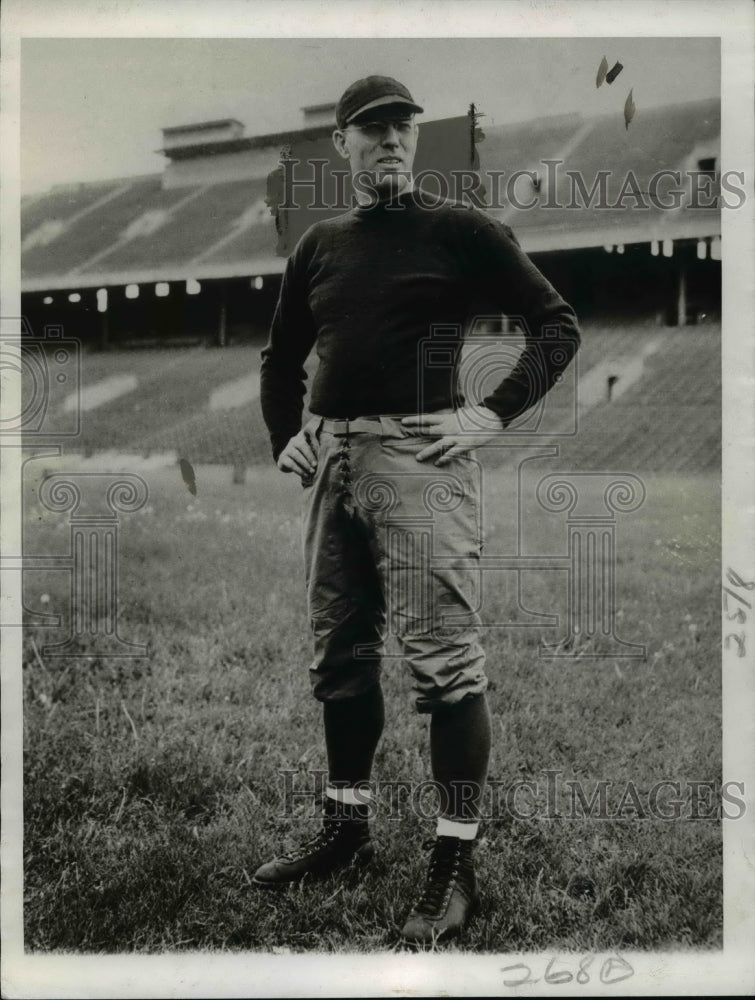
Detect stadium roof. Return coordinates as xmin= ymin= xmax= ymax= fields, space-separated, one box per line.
xmin=487 ymin=97 xmax=721 ymax=251
xmin=162 ymin=118 xmax=245 ymax=135
xmin=21 ymin=97 xmax=720 ymax=293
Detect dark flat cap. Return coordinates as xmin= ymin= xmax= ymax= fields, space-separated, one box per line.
xmin=336 ymin=75 xmax=424 ymax=129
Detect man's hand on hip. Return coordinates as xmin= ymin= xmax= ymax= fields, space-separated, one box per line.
xmin=401 ymin=405 xmax=507 ymax=465
xmin=277 ymin=426 xmax=319 ymax=479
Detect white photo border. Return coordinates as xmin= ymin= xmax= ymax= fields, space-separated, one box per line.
xmin=1 ymin=1 xmax=753 ymax=996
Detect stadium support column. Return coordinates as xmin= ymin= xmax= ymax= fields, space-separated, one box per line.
xmin=675 ymin=260 xmax=687 ymax=327
xmin=217 ymin=282 xmax=228 ymax=347
xmin=100 ymin=303 xmax=110 ymax=351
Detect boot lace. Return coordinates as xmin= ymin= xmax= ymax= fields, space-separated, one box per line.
xmin=281 ymin=824 xmax=341 ymax=863
xmin=413 ymin=837 xmax=472 ymax=916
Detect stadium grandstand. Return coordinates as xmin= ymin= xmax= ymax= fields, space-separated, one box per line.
xmin=21 ymin=97 xmax=721 ymax=471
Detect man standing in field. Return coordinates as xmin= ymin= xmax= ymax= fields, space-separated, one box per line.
xmin=257 ymin=75 xmax=581 ymax=943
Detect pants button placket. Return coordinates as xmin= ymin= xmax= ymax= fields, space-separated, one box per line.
xmin=338 ymin=429 xmax=352 ymax=502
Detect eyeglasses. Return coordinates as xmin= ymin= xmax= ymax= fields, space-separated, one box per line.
xmin=345 ymin=119 xmax=415 ymax=139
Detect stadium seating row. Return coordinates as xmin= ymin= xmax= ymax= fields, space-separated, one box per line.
xmin=38 ymin=323 xmax=720 ymax=474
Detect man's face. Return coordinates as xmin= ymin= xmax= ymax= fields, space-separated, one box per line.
xmin=333 ymin=115 xmax=419 ymax=197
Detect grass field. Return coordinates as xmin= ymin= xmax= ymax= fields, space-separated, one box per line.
xmin=20 ymin=456 xmax=722 ymax=954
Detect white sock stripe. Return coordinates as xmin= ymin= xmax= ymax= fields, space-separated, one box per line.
xmin=326 ymin=785 xmax=371 ymax=805
xmin=436 ymin=816 xmax=479 ymax=840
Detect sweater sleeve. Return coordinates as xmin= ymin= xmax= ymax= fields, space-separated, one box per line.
xmin=260 ymin=241 xmax=317 ymax=461
xmin=463 ymin=213 xmax=581 ymax=425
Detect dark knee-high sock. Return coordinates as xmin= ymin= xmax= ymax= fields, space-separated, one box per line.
xmin=323 ymin=682 xmax=385 ymax=782
xmin=430 ymin=693 xmax=492 ymax=827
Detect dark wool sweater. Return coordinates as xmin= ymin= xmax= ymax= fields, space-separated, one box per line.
xmin=260 ymin=189 xmax=580 ymax=460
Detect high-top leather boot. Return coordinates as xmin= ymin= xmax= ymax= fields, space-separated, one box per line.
xmin=400 ymin=836 xmax=480 ymax=943
xmin=252 ymin=800 xmax=373 ymax=886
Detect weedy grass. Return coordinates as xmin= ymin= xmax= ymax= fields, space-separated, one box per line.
xmin=21 ymin=465 xmax=721 ymax=953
